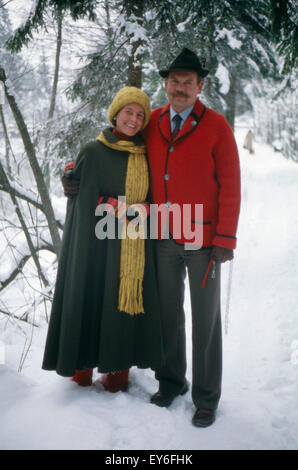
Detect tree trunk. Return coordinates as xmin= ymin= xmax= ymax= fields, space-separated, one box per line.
xmin=0 ymin=67 xmax=61 ymax=256
xmin=0 ymin=103 xmax=11 ymax=178
xmin=48 ymin=14 xmax=62 ymax=120
xmin=225 ymin=72 xmax=238 ymax=131
xmin=127 ymin=44 xmax=142 ymax=87
xmin=124 ymin=0 xmax=144 ymax=88
xmin=104 ymin=0 xmax=113 ymax=40
xmin=44 ymin=15 xmax=62 ymax=189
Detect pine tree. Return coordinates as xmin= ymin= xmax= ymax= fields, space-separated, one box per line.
xmin=4 ymin=0 xmax=295 ymax=149
xmin=5 ymin=0 xmax=97 ymax=52
xmin=270 ymin=0 xmax=298 ymax=73
xmin=153 ymin=0 xmax=280 ymax=129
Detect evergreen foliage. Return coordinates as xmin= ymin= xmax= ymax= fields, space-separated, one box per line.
xmin=2 ymin=0 xmax=297 ymax=162
xmin=270 ymin=0 xmax=298 ymax=73
xmin=5 ymin=0 xmax=97 ymax=52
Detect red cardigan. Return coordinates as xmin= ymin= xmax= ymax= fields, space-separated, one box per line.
xmin=143 ymin=99 xmax=241 ymax=249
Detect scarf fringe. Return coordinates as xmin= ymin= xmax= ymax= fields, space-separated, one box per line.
xmin=118 ymin=228 xmax=145 ymax=315
xmin=118 ymin=277 xmax=145 ymax=315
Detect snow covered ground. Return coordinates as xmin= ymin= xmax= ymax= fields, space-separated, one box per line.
xmin=0 ymin=128 xmax=298 ymax=450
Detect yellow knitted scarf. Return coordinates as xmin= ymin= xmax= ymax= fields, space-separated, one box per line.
xmin=96 ymin=131 xmax=149 ymax=315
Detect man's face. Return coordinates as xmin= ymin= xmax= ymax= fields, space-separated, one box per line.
xmin=164 ymin=71 xmax=204 ymax=113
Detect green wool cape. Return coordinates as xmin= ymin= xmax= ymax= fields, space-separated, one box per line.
xmin=42 ymin=129 xmax=164 ymax=376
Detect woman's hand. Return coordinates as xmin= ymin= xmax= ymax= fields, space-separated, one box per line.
xmin=61 ymin=163 xmax=80 ymax=198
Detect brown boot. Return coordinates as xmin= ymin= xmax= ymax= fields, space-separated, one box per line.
xmin=71 ymin=368 xmax=93 ymax=386
xmin=192 ymin=408 xmax=216 ymax=427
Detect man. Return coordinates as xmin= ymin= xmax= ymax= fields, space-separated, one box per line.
xmin=62 ymin=48 xmax=241 ymax=428
xmin=243 ymin=129 xmax=254 ymax=154
xmin=143 ymin=48 xmax=241 ymax=427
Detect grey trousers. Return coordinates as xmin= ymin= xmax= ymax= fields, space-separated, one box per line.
xmin=155 ymin=238 xmax=222 ymax=410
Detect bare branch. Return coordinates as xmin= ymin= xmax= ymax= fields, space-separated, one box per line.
xmin=0 ymin=308 xmax=39 ymax=327
xmin=0 ymin=182 xmax=43 ymax=211
xmin=0 ymin=0 xmax=16 ymax=9
xmin=0 ymin=246 xmax=51 ymax=292
xmin=0 ymin=67 xmax=61 ymax=255
xmin=0 ymin=183 xmax=64 ymax=231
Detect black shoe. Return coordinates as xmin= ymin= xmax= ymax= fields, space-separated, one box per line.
xmin=192 ymin=408 xmax=216 ymax=427
xmin=150 ymin=383 xmax=188 ymax=407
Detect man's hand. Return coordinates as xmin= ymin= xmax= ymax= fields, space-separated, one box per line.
xmin=211 ymin=246 xmax=234 ymax=263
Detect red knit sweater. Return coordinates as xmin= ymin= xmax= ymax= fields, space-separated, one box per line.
xmin=143 ymin=99 xmax=241 ymax=249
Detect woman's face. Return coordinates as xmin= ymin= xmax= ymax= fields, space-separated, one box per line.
xmin=115 ymin=103 xmax=145 ymax=136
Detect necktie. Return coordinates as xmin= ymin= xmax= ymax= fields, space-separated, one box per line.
xmin=171 ymin=114 xmax=182 ymax=139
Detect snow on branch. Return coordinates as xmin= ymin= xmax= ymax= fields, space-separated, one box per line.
xmin=116 ymin=12 xmax=149 ymax=52
xmin=217 ymin=28 xmax=242 ymax=49
xmin=0 ymin=246 xmax=51 ymax=292
xmin=215 ymin=63 xmax=230 ymax=95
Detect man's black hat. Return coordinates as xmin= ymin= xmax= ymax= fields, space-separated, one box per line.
xmin=159 ymin=48 xmax=209 ymax=78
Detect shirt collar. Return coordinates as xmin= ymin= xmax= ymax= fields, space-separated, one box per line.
xmin=170 ymin=104 xmax=195 ymax=125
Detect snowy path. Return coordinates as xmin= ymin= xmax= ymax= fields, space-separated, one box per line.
xmin=1 ymin=130 xmax=298 ymax=450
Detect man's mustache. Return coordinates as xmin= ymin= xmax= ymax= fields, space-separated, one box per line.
xmin=173 ymin=92 xmax=188 ymax=98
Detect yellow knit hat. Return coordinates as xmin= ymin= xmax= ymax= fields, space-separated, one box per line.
xmin=108 ymin=87 xmax=151 ymax=130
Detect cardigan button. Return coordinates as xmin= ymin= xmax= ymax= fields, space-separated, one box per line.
xmin=166 ymin=201 xmax=172 ymax=207
xmin=191 ymin=120 xmax=197 ymax=126
xmin=164 ymin=174 xmax=170 ymax=181
xmin=169 ymin=146 xmax=174 ymax=152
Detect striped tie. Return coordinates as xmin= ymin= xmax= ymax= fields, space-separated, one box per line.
xmin=171 ymin=114 xmax=182 ymax=139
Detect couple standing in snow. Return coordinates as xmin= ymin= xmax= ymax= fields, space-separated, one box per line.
xmin=42 ymin=48 xmax=241 ymax=428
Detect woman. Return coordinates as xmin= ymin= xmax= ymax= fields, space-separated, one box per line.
xmin=42 ymin=87 xmax=164 ymax=392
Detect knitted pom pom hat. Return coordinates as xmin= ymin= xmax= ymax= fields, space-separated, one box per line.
xmin=108 ymin=87 xmax=151 ymax=130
